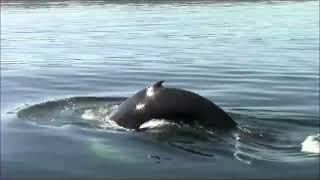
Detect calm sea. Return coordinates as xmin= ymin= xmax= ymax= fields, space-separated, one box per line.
xmin=1 ymin=0 xmax=319 ymax=178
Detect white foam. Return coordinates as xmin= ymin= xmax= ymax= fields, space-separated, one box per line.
xmin=301 ymin=134 xmax=320 ymax=154
xmin=81 ymin=110 xmax=97 ymax=120
xmin=82 ymin=105 xmax=118 ymax=121
xmin=100 ymin=115 xmax=130 ymax=131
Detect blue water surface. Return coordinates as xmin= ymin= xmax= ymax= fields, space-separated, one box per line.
xmin=1 ymin=0 xmax=319 ymax=178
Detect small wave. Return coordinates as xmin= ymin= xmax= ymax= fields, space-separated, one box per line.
xmin=16 ymin=96 xmax=126 ymax=131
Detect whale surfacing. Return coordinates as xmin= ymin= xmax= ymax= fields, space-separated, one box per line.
xmin=109 ymin=81 xmax=237 ymax=130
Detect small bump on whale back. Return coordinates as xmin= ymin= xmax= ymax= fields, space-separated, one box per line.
xmin=153 ymin=80 xmax=165 ymax=88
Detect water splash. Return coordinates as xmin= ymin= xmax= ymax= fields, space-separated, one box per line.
xmin=16 ymin=96 xmax=125 ymax=129
xmin=301 ymin=134 xmax=320 ymax=154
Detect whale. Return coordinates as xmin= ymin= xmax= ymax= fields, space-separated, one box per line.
xmin=109 ymin=81 xmax=237 ymax=130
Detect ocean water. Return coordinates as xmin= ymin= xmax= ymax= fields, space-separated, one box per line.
xmin=1 ymin=0 xmax=319 ymax=178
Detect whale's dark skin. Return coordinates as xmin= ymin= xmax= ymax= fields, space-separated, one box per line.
xmin=109 ymin=81 xmax=237 ymax=130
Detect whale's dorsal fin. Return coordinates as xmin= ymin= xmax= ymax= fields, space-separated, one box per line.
xmin=153 ymin=80 xmax=164 ymax=88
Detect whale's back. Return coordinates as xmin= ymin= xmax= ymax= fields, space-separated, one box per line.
xmin=110 ymin=85 xmax=237 ymax=130
xmin=150 ymin=88 xmax=236 ymax=129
